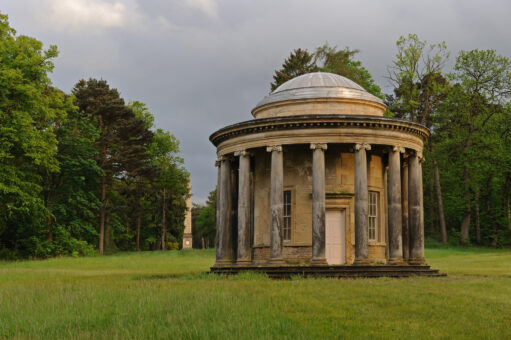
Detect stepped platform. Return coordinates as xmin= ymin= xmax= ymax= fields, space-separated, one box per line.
xmin=210 ymin=264 xmax=445 ymax=279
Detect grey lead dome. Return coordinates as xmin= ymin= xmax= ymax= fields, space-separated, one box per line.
xmin=273 ymin=72 xmax=365 ymax=92
xmin=252 ymin=72 xmax=384 ymax=113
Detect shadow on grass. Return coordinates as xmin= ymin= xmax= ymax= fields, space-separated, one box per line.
xmin=133 ymin=271 xmax=271 ymax=281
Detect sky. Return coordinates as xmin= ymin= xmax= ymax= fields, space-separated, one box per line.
xmin=2 ymin=0 xmax=511 ymax=202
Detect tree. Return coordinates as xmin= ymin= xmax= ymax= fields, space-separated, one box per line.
xmin=315 ymin=43 xmax=383 ymax=98
xmin=270 ymin=48 xmax=318 ymax=91
xmin=0 ymin=14 xmax=67 ymax=257
xmin=72 ymin=79 xmax=153 ymax=254
xmin=149 ymin=129 xmax=188 ymax=250
xmin=43 ymin=95 xmax=102 ymax=254
xmin=440 ymin=49 xmax=511 ymax=244
xmin=192 ymin=188 xmax=217 ymax=248
xmin=387 ymin=34 xmax=450 ymax=243
xmin=270 ymin=44 xmax=383 ymax=99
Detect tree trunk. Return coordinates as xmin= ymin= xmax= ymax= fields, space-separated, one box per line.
xmin=508 ymin=196 xmax=511 ymax=231
xmin=136 ymin=209 xmax=141 ymax=251
xmin=105 ymin=212 xmax=111 ymax=249
xmin=429 ymin=175 xmax=435 ymax=233
xmin=460 ymin=167 xmax=471 ymax=244
xmin=434 ymin=160 xmax=448 ymax=244
xmin=98 ymin=114 xmax=107 ymax=256
xmin=505 ymin=174 xmax=511 ymax=231
xmin=460 ymin=134 xmax=473 ymax=245
xmin=99 ymin=174 xmax=106 ymax=255
xmin=201 ymin=237 xmax=205 ymax=249
xmin=475 ymin=188 xmax=481 ymax=244
xmin=495 ymin=174 xmax=511 ymax=247
xmin=46 ymin=216 xmax=54 ymax=242
xmin=161 ymin=188 xmax=166 ymax=250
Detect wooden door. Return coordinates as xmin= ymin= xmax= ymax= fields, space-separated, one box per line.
xmin=325 ymin=210 xmax=345 ymax=265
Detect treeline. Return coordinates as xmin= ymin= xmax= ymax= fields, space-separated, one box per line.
xmin=191 ymin=189 xmax=216 ymax=249
xmin=271 ymin=36 xmax=511 ymax=247
xmin=0 ymin=14 xmax=188 ymax=259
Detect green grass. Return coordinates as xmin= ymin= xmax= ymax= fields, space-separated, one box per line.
xmin=0 ymin=248 xmax=510 ymax=339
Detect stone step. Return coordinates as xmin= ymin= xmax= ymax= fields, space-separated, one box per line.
xmin=210 ymin=265 xmax=445 ymax=279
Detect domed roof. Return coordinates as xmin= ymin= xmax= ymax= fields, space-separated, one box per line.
xmin=273 ymin=72 xmax=365 ymax=93
xmin=252 ymin=72 xmax=384 ymax=114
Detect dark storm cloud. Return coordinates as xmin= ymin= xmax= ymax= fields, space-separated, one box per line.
xmin=2 ymin=0 xmax=511 ymax=202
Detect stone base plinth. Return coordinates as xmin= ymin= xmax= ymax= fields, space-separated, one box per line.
xmin=210 ymin=264 xmax=445 ymax=279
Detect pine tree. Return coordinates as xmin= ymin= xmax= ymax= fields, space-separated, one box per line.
xmin=270 ymin=48 xmax=318 ymax=91
xmin=72 ymin=79 xmax=153 ymax=254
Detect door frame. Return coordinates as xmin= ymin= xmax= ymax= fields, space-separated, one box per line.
xmin=325 ymin=196 xmax=353 ymax=264
xmin=325 ymin=207 xmax=347 ymax=265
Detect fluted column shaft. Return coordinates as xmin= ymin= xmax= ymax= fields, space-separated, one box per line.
xmin=354 ymin=143 xmax=370 ymax=264
xmin=268 ymin=145 xmax=284 ymax=264
xmin=388 ymin=146 xmax=404 ymax=264
xmin=215 ymin=157 xmax=234 ymax=266
xmin=236 ymin=150 xmax=251 ymax=264
xmin=311 ymin=143 xmax=327 ymax=265
xmin=408 ymin=152 xmax=425 ymax=264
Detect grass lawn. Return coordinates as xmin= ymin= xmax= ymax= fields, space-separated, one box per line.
xmin=0 ymin=248 xmax=510 ymax=339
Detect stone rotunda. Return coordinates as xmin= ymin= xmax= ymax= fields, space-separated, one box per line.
xmin=210 ymin=72 xmax=442 ymax=278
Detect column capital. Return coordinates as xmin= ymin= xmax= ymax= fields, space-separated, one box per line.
xmin=410 ymin=150 xmax=425 ymax=163
xmin=266 ymin=145 xmax=282 ymax=153
xmin=355 ymin=143 xmax=371 ymax=151
xmin=234 ymin=150 xmax=251 ymax=157
xmin=418 ymin=151 xmax=425 ymax=163
xmin=392 ymin=146 xmax=406 ymax=153
xmin=310 ymin=143 xmax=328 ymax=150
xmin=215 ymin=156 xmax=225 ymax=167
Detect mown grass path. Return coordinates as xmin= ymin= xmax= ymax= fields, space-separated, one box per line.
xmin=0 ymin=248 xmax=510 ymax=339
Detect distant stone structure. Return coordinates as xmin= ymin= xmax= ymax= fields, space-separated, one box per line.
xmin=182 ymin=182 xmax=193 ymax=249
xmin=209 ymin=72 xmax=442 ymax=277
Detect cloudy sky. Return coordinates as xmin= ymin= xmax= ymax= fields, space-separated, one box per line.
xmin=2 ymin=0 xmax=511 ymax=202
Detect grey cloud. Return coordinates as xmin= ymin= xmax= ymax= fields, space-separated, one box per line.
xmin=2 ymin=0 xmax=511 ymax=202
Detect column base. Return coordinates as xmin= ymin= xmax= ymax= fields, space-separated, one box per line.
xmin=408 ymin=257 xmax=426 ymax=265
xmin=267 ymin=257 xmax=285 ymax=266
xmin=353 ymin=258 xmax=370 ymax=265
xmin=310 ymin=257 xmax=328 ymax=266
xmin=388 ymin=258 xmax=405 ymax=265
xmin=235 ymin=259 xmax=253 ymax=267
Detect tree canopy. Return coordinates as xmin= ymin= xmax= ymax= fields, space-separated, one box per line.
xmin=270 ymin=43 xmax=383 ymax=98
xmin=0 ymin=14 xmax=189 ymax=258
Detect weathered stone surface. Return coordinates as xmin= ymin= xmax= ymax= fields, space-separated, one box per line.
xmin=354 ymin=143 xmax=370 ymax=264
xmin=182 ymin=181 xmax=193 ymax=249
xmin=268 ymin=145 xmax=284 ymax=264
xmin=401 ymin=161 xmax=409 ymax=260
xmin=388 ymin=147 xmax=403 ymax=263
xmin=251 ymin=145 xmax=387 ymax=265
xmin=311 ymin=143 xmax=327 ymax=264
xmin=215 ymin=158 xmax=234 ymax=266
xmin=408 ymin=153 xmax=425 ymax=264
xmin=210 ymin=73 xmax=432 ymax=273
xmin=236 ymin=150 xmax=251 ymax=264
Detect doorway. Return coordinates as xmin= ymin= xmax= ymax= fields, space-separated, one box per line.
xmin=325 ymin=209 xmax=346 ymax=265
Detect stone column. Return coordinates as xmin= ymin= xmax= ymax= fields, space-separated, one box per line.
xmin=401 ymin=160 xmax=409 ymax=261
xmin=214 ymin=159 xmax=221 ymax=252
xmin=215 ymin=156 xmax=234 ymax=267
xmin=408 ymin=151 xmax=425 ymax=265
xmin=267 ymin=145 xmax=284 ymax=265
xmin=388 ymin=146 xmax=405 ymax=264
xmin=235 ymin=150 xmax=251 ymax=265
xmin=311 ymin=143 xmax=328 ymax=265
xmin=354 ymin=143 xmax=371 ymax=265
